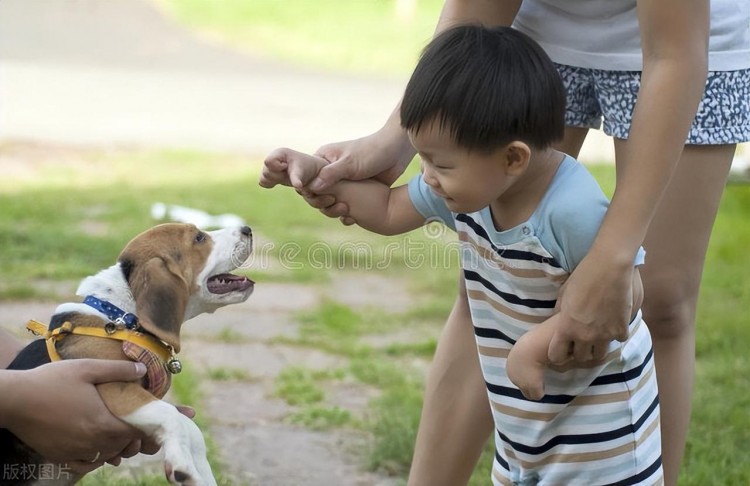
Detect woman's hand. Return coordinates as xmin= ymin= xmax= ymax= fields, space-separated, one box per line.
xmin=312 ymin=129 xmax=416 ymax=190
xmin=2 ymin=359 xmax=194 ymax=474
xmin=305 ymin=125 xmax=417 ymax=222
xmin=547 ymin=248 xmax=634 ymax=364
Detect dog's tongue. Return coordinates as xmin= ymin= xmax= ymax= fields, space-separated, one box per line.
xmin=207 ymin=274 xmax=254 ymax=294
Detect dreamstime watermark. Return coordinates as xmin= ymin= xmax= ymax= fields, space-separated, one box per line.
xmin=231 ymin=219 xmax=516 ymax=272
xmin=244 ymin=237 xmax=466 ymax=271
xmin=3 ymin=463 xmax=71 ymax=481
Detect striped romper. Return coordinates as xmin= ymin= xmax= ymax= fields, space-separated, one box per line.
xmin=408 ymin=156 xmax=663 ymax=485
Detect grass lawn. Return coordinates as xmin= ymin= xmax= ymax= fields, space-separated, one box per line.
xmin=1 ymin=145 xmax=748 ymax=484
xmin=155 ymin=0 xmax=444 ymax=76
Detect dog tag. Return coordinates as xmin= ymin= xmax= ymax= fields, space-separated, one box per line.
xmin=167 ymin=357 xmax=182 ymax=374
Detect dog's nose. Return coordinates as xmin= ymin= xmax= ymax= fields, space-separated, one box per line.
xmin=241 ymin=225 xmax=252 ymax=237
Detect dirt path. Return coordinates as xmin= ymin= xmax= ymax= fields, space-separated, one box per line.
xmin=180 ymin=281 xmax=407 ymax=486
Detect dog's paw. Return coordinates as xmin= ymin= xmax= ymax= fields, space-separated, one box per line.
xmin=162 ymin=419 xmax=217 ymax=486
xmin=164 ymin=464 xmax=191 ymax=486
xmin=165 ymin=459 xmax=214 ymax=486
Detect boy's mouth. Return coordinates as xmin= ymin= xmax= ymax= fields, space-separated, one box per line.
xmin=430 ymin=188 xmax=450 ymax=200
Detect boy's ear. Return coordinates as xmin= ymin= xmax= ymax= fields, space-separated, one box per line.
xmin=504 ymin=142 xmax=531 ymax=175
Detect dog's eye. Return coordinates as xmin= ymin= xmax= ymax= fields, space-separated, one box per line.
xmin=194 ymin=232 xmax=206 ymax=244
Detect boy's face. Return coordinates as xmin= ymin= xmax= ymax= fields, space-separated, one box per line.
xmin=409 ymin=121 xmax=514 ymax=213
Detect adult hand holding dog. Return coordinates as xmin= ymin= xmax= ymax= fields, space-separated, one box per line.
xmin=0 ymin=359 xmax=183 ymax=473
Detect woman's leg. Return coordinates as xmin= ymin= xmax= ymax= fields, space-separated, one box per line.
xmin=613 ymin=141 xmax=736 ymax=485
xmin=408 ymin=277 xmax=494 ymax=486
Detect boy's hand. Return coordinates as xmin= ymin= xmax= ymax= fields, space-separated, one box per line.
xmin=507 ymin=316 xmax=562 ymax=401
xmin=260 ymin=147 xmax=328 ymax=190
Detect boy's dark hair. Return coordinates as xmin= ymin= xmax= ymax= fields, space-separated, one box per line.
xmin=401 ymin=25 xmax=565 ymax=151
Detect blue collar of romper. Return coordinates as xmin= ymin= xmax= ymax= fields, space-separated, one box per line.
xmin=83 ymin=295 xmax=138 ymax=329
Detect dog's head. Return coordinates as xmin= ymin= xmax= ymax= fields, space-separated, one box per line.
xmin=118 ymin=223 xmax=254 ymax=352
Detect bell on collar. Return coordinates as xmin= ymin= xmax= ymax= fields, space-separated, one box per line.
xmin=167 ymin=357 xmax=182 ymax=374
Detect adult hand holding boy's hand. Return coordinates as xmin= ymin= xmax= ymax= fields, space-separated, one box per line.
xmin=260 ymin=147 xmax=327 ymax=190
xmin=306 ymin=126 xmax=417 ymax=222
xmin=311 ymin=128 xmax=415 ymax=192
xmin=547 ymin=248 xmax=632 ymax=365
xmin=261 ymin=147 xmax=352 ymax=222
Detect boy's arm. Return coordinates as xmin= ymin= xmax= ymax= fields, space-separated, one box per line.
xmin=330 ymin=180 xmax=425 ymax=236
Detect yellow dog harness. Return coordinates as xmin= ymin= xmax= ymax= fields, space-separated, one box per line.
xmin=26 ymin=320 xmax=181 ymax=399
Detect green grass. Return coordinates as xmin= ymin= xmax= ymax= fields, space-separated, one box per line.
xmin=156 ymin=0 xmax=444 ymax=76
xmin=350 ymin=357 xmax=416 ymax=389
xmin=288 ymin=405 xmax=354 ymax=430
xmin=384 ymin=338 xmax=437 ymax=357
xmin=368 ymin=384 xmax=423 ymax=476
xmin=274 ymin=366 xmax=326 ymax=406
xmin=206 ymin=366 xmax=254 ymax=382
xmin=79 ymin=470 xmax=166 ymax=486
xmin=274 ymin=366 xmax=359 ymax=430
xmin=212 ymin=327 xmax=248 ymax=344
xmin=2 ymin=149 xmax=749 ymax=484
xmin=679 ymin=182 xmax=750 ymax=486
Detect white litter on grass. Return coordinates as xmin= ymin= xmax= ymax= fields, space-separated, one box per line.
xmin=151 ymin=202 xmax=246 ymax=229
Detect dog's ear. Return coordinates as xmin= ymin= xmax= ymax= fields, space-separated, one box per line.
xmin=126 ymin=257 xmax=189 ymax=352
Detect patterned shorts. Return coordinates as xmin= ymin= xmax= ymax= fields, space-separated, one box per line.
xmin=555 ymin=63 xmax=750 ymax=145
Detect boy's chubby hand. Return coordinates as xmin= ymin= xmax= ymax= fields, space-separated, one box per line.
xmin=260 ymin=147 xmax=356 ymax=224
xmin=259 ymin=147 xmax=329 ymax=192
xmin=507 ymin=316 xmax=560 ymax=401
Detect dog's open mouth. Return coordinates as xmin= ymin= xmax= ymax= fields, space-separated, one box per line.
xmin=207 ymin=273 xmax=254 ymax=294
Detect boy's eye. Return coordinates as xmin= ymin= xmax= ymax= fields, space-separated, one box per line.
xmin=422 ymin=157 xmax=444 ymax=168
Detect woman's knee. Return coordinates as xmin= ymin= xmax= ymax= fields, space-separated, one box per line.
xmin=641 ymin=279 xmax=698 ymax=339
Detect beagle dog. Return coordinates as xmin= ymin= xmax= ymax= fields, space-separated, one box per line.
xmin=0 ymin=223 xmax=254 ymax=486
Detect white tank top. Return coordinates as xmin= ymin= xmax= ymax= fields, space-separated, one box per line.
xmin=512 ymin=0 xmax=750 ymax=71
